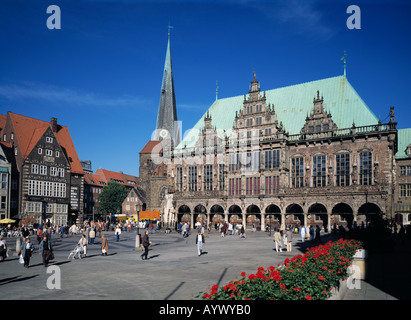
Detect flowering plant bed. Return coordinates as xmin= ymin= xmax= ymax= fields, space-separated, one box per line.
xmin=197 ymin=238 xmax=362 ymax=300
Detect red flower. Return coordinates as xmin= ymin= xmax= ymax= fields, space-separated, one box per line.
xmin=210 ymin=284 xmax=219 ymax=295
xmin=203 ymin=293 xmax=211 ymax=299
xmin=305 ymin=295 xmax=312 ymax=300
xmin=241 ymin=272 xmax=246 ymax=278
xmin=293 ymin=287 xmax=301 ymax=292
xmin=318 ymin=275 xmax=325 ymax=281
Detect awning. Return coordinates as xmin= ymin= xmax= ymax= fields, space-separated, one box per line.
xmin=139 ymin=211 xmax=160 ymax=220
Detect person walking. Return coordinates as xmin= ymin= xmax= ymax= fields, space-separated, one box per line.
xmin=286 ymin=228 xmax=293 ymax=252
xmin=115 ymin=225 xmax=121 ymax=242
xmin=20 ymin=237 xmax=35 ymax=268
xmin=141 ymin=230 xmax=151 ymax=260
xmin=274 ymin=229 xmax=283 ymax=252
xmin=39 ymin=235 xmax=53 ymax=267
xmin=315 ymin=225 xmax=322 ymax=244
xmin=101 ymin=234 xmax=109 ymax=256
xmin=310 ymin=225 xmax=315 ymax=241
xmin=78 ymin=234 xmax=87 ymax=257
xmin=89 ymin=227 xmax=96 ymax=245
xmin=195 ymin=231 xmax=205 ymax=256
xmin=300 ymin=225 xmax=306 ymax=243
xmin=0 ymin=235 xmax=7 ymax=262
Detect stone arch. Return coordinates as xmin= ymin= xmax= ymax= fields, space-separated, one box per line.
xmin=285 ymin=203 xmax=304 ymax=227
xmin=210 ymin=204 xmax=225 ymax=224
xmin=308 ymin=203 xmax=328 ymax=230
xmin=265 ymin=204 xmax=282 ymax=228
xmin=246 ymin=204 xmax=261 ymax=230
xmin=227 ymin=205 xmax=243 ymax=225
xmin=194 ymin=204 xmax=207 ymax=224
xmin=358 ymin=202 xmax=383 ymax=225
xmin=332 ymin=203 xmax=354 ymax=228
xmin=177 ymin=204 xmax=191 ymax=223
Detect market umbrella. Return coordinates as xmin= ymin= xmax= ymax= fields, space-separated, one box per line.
xmin=0 ymin=218 xmax=16 ymax=224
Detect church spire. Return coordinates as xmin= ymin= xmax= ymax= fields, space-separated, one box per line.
xmin=155 ymin=27 xmax=180 ymax=146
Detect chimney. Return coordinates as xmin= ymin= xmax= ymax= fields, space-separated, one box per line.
xmin=50 ymin=117 xmax=58 ymax=133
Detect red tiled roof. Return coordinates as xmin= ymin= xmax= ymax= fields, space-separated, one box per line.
xmin=84 ymin=173 xmax=106 ymax=187
xmin=7 ymin=112 xmax=84 ymax=174
xmin=140 ymin=140 xmax=162 ymax=154
xmin=95 ymin=168 xmax=138 ymax=187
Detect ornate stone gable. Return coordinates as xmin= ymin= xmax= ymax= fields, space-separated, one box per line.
xmin=233 ymin=73 xmax=285 ymax=139
xmin=300 ymin=90 xmax=338 ymax=137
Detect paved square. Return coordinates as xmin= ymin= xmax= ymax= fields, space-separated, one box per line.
xmin=0 ymin=229 xmax=304 ymax=300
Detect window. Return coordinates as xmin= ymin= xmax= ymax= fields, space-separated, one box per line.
xmin=28 ymin=180 xmax=67 ymax=197
xmin=40 ymin=165 xmax=47 ymax=175
xmin=50 ymin=167 xmax=58 ymax=176
xmin=203 ymin=165 xmax=213 ymax=191
xmin=46 ymin=149 xmax=53 ymax=156
xmin=253 ymin=177 xmax=260 ymax=195
xmin=246 ymin=118 xmax=253 ymax=126
xmin=55 ymin=151 xmax=60 ymax=157
xmin=359 ymin=152 xmax=372 ymax=185
xmin=58 ymin=168 xmax=65 ymax=177
xmin=336 ymin=153 xmax=350 ymax=186
xmin=291 ymin=157 xmax=304 ymax=188
xmin=46 ymin=204 xmax=53 ymax=213
xmin=245 ymin=151 xmax=260 ymax=172
xmin=229 ymin=153 xmax=241 ymax=171
xmin=256 ymin=117 xmax=262 ymax=125
xmin=400 ymin=166 xmax=411 ymax=176
xmin=265 ymin=150 xmax=280 ymax=170
xmin=400 ymin=184 xmax=411 ymax=198
xmin=1 ymin=174 xmax=7 ymax=189
xmin=188 ymin=166 xmax=198 ymax=191
xmin=27 ymin=202 xmax=42 ymax=213
xmin=218 ymin=164 xmax=225 ymax=190
xmin=313 ymin=155 xmax=326 ymax=187
xmin=176 ymin=167 xmax=183 ymax=191
xmin=31 ymin=164 xmax=39 ymax=174
xmin=0 ymin=196 xmax=6 ymax=210
xmin=56 ymin=204 xmax=68 ymax=214
xmin=38 ymin=148 xmax=42 ymax=154
xmin=265 ymin=176 xmax=279 ymax=194
xmin=229 ymin=178 xmax=242 ymax=196
xmin=46 ymin=137 xmax=53 ymax=143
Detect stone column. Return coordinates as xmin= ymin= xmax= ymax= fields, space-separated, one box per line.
xmin=261 ymin=213 xmax=266 ymax=231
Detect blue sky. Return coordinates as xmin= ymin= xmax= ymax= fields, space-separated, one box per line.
xmin=0 ymin=0 xmax=410 ymax=176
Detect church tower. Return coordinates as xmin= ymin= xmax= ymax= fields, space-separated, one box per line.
xmin=154 ymin=28 xmax=180 ymax=146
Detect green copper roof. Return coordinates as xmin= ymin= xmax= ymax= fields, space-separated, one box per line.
xmin=177 ymin=75 xmax=378 ymax=149
xmin=397 ymin=128 xmax=411 ymax=159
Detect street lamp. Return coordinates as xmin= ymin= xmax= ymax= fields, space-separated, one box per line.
xmin=134 ymin=203 xmax=141 ymax=251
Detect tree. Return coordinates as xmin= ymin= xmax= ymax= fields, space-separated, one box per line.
xmin=97 ymin=181 xmax=128 ymax=216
